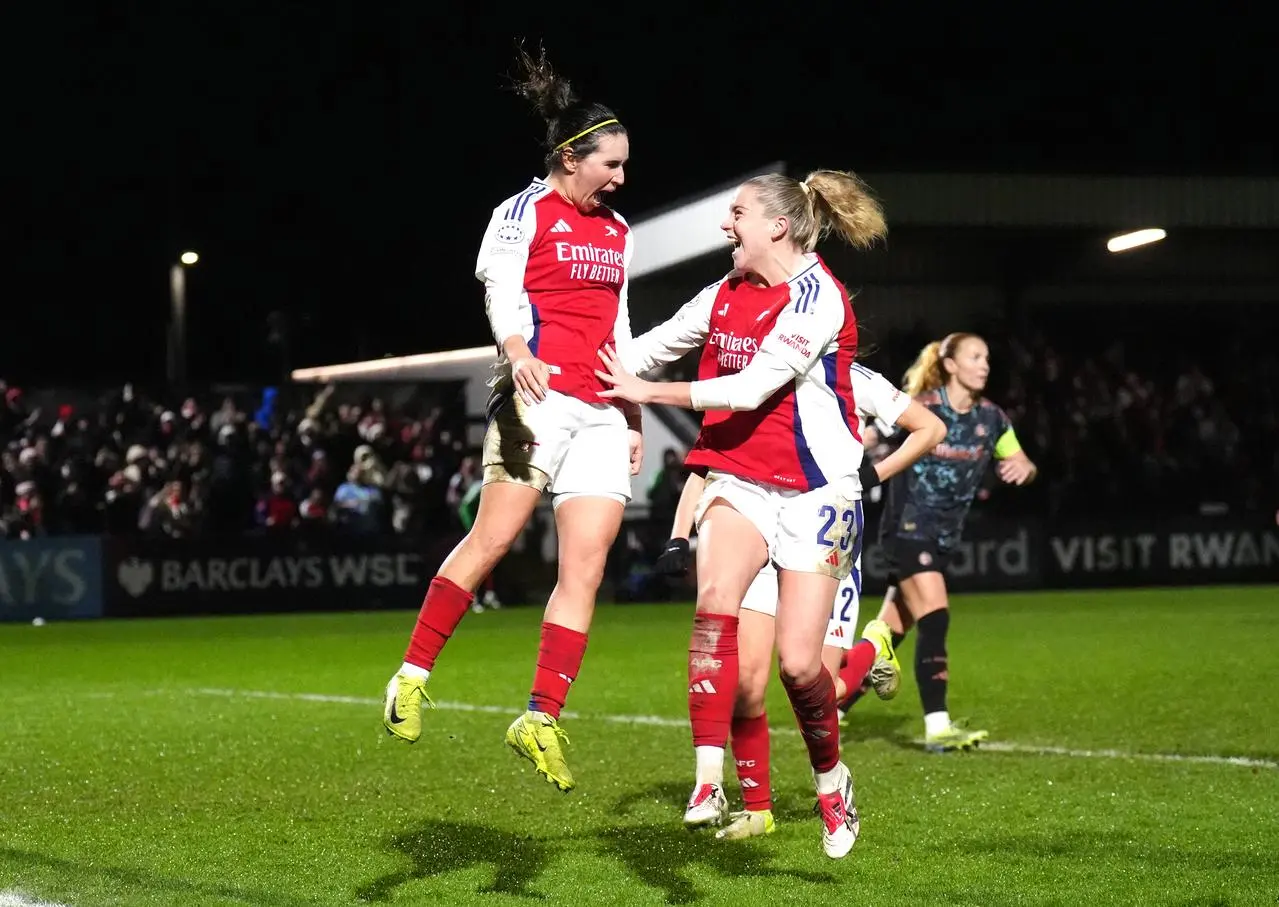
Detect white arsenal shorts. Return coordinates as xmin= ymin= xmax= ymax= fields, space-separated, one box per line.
xmin=739 ymin=559 xmax=863 ymax=651
xmin=694 ymin=470 xmax=862 ymax=580
xmin=482 ymin=388 xmax=631 ymax=503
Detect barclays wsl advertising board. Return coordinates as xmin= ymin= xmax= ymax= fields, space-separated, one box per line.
xmin=101 ymin=534 xmax=453 ymax=617
xmin=2 ymin=518 xmax=1275 ymax=622
xmin=0 ymin=536 xmax=104 ymax=621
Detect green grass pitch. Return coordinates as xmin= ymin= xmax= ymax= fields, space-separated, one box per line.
xmin=2 ymin=586 xmax=1277 ymax=906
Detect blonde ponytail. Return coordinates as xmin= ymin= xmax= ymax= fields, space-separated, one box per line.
xmin=803 ymin=169 xmax=887 ymax=250
xmin=743 ymin=169 xmax=887 ymax=253
xmin=902 ymin=332 xmax=982 ymax=397
xmin=902 ymin=341 xmax=945 ymax=397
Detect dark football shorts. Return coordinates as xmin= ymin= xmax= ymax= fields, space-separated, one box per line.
xmin=883 ymin=536 xmax=951 ymax=585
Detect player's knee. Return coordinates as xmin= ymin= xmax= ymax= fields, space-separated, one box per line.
xmin=910 ymin=596 xmax=948 ymax=627
xmin=734 ymin=689 xmax=767 ymax=718
xmin=696 ymin=577 xmax=744 ymax=616
xmin=456 ymin=533 xmax=512 ymax=580
xmin=735 ymin=660 xmax=770 ymax=715
xmin=777 ymin=647 xmax=823 ymax=688
xmin=556 ymin=530 xmax=616 ymax=595
xmin=464 ymin=510 xmax=520 ymax=556
xmin=901 ymin=572 xmax=949 ymax=620
xmin=558 ymin=549 xmax=608 ymax=596
xmin=916 ymin=606 xmax=950 ymax=639
xmin=465 ymin=479 xmax=542 ymax=556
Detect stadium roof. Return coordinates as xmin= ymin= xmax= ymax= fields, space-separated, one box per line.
xmin=631 ymin=169 xmax=1279 ymax=273
xmin=626 ymin=167 xmax=1279 ymax=300
xmin=851 ymin=172 xmax=1279 ymax=229
xmin=293 ymin=168 xmax=1279 ymax=384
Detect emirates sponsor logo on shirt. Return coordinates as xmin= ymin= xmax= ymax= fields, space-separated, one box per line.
xmin=709 ymin=328 xmax=760 ymax=371
xmin=554 ymin=241 xmax=624 ymax=283
xmin=553 ymin=241 xmax=624 ymax=266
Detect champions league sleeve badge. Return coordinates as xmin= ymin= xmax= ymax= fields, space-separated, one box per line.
xmin=495 ymin=221 xmax=526 ymax=244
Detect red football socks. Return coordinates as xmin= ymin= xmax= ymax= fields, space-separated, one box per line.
xmin=730 ymin=712 xmax=773 ymax=812
xmin=838 ymin=640 xmax=877 ymax=699
xmin=688 ymin=612 xmax=739 ymax=748
xmin=528 ymin=622 xmax=589 ymax=718
xmin=403 ymin=576 xmax=474 ymax=670
xmin=783 ymin=666 xmax=841 ymax=773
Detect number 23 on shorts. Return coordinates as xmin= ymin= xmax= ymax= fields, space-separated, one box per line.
xmin=815 ymin=502 xmax=858 ymax=578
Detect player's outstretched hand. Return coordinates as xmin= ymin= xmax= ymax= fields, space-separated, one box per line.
xmin=654 ymin=538 xmax=691 ymax=576
xmin=595 ymin=345 xmax=652 ymax=405
xmin=512 ymin=357 xmax=551 ymax=405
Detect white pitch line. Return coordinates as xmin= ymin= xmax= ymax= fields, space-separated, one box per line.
xmin=974 ymin=740 xmax=1276 ymax=769
xmin=0 ymin=892 xmax=73 ymax=907
xmin=189 ymin=687 xmax=1278 ymax=771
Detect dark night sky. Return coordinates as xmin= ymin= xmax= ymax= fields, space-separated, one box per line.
xmin=9 ymin=5 xmax=1275 ymax=387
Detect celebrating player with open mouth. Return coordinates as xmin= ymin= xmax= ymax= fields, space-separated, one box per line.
xmin=382 ymin=47 xmax=641 ymax=794
xmin=595 ymin=169 xmax=886 ymax=859
xmin=653 ymin=362 xmax=945 ymax=840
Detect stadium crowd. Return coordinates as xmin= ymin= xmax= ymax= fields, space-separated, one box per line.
xmin=907 ymin=312 xmax=1277 ymax=520
xmin=0 ymin=379 xmax=472 ymax=540
xmin=1 ymin=320 xmax=1275 ymax=540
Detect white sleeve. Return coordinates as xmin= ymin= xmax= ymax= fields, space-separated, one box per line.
xmin=851 ymin=364 xmax=910 ymax=430
xmin=756 ymin=280 xmax=844 ymax=376
xmin=688 ymin=349 xmax=795 ymax=412
xmin=874 ymin=416 xmax=900 ymax=438
xmin=623 ymin=280 xmax=721 ymax=375
xmin=612 ymin=219 xmax=635 ymax=360
xmin=475 ymin=202 xmax=537 ymax=348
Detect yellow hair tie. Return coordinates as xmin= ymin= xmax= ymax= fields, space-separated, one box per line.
xmin=554 ymin=118 xmax=620 ymax=151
